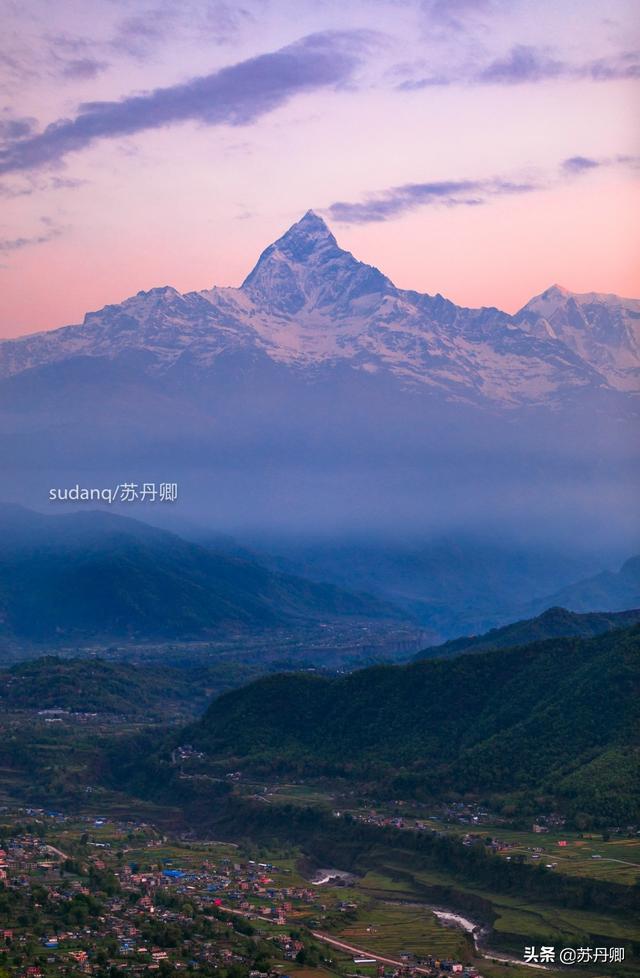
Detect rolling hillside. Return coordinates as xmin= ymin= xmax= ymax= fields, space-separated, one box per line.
xmin=186 ymin=626 xmax=640 ymax=819
xmin=0 ymin=657 xmax=207 ymax=718
xmin=0 ymin=505 xmax=396 ymax=642
xmin=414 ymin=605 xmax=640 ymax=659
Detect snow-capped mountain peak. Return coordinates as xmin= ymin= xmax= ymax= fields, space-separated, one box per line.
xmin=243 ymin=210 xmax=340 ymax=276
xmin=0 ymin=213 xmax=638 ymax=406
xmin=241 ymin=210 xmax=393 ymax=316
xmin=515 ymin=285 xmax=640 ymax=390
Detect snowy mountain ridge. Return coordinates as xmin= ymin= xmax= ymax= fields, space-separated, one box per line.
xmin=1 ymin=210 xmax=638 ymax=407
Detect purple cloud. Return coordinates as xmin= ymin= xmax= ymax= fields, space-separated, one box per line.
xmin=0 ymin=116 xmax=36 ymax=140
xmin=396 ymin=74 xmax=454 ymax=91
xmin=44 ymin=32 xmax=109 ymax=77
xmin=110 ymin=12 xmax=169 ymax=59
xmin=478 ymin=45 xmax=564 ymax=83
xmin=109 ymin=1 xmax=254 ymax=58
xmin=0 ymin=220 xmax=63 ymax=253
xmin=397 ymin=45 xmax=640 ymax=89
xmin=327 ymin=177 xmax=537 ymax=224
xmin=562 ymin=156 xmax=601 ymax=175
xmin=420 ymin=0 xmax=496 ymax=33
xmin=0 ymin=173 xmax=88 ymax=200
xmin=560 ymin=154 xmax=640 ymax=177
xmin=0 ymin=31 xmax=370 ymax=175
xmin=61 ymin=57 xmax=110 ymax=80
xmin=326 ymin=153 xmax=640 ymax=225
xmin=583 ymin=51 xmax=640 ymax=80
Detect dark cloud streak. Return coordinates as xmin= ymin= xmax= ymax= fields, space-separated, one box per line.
xmin=562 ymin=156 xmax=601 ymax=175
xmin=0 ymin=31 xmax=369 ymax=175
xmin=326 ymin=155 xmax=639 ymax=224
xmin=327 ymin=177 xmax=538 ymax=224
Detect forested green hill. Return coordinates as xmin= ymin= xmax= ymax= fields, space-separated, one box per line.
xmin=414 ymin=605 xmax=640 ymax=659
xmin=187 ymin=626 xmax=640 ymax=820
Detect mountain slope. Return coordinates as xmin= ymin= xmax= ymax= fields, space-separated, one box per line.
xmin=255 ymin=537 xmax=607 ymax=638
xmin=535 ymin=555 xmax=640 ymax=614
xmin=0 ymin=505 xmax=396 ymax=642
xmin=186 ymin=626 xmax=640 ymax=818
xmin=414 ymin=605 xmax=640 ymax=659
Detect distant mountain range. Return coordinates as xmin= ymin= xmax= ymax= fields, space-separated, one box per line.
xmin=184 ymin=624 xmax=640 ymax=820
xmin=533 ymin=554 xmax=640 ymax=614
xmin=2 ymin=211 xmax=638 ymax=405
xmin=1 ymin=211 xmax=637 ymax=587
xmin=0 ymin=505 xmax=395 ymax=642
xmin=414 ymin=605 xmax=640 ymax=659
xmin=1 ymin=504 xmax=635 ymax=646
xmin=253 ymin=536 xmax=619 ymax=637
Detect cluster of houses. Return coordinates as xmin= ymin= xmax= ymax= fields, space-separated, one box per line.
xmin=0 ymin=811 xmax=483 ymax=978
xmin=0 ymin=841 xmax=267 ymax=978
xmin=340 ymin=806 xmax=571 ymax=871
xmin=0 ymin=836 xmax=65 ymax=880
xmin=343 ymin=801 xmax=496 ymax=836
xmin=116 ymin=855 xmax=321 ymax=928
xmin=387 ymin=958 xmax=479 ymax=977
xmin=0 ymin=822 xmax=327 ymax=978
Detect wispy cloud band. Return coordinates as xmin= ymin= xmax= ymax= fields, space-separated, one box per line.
xmin=0 ymin=30 xmax=370 ymax=175
xmin=326 ymin=155 xmax=639 ymax=224
xmin=327 ymin=178 xmax=537 ymax=223
xmin=397 ymin=45 xmax=640 ymax=90
xmin=0 ymin=218 xmax=63 ymax=253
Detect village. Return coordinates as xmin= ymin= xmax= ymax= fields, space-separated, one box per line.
xmin=0 ymin=809 xmax=483 ymax=978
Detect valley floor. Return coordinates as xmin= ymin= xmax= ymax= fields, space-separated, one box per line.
xmin=2 ymin=808 xmax=631 ymax=978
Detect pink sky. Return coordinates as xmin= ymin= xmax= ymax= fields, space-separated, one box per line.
xmin=0 ymin=0 xmax=638 ymax=337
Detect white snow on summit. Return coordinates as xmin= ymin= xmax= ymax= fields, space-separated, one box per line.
xmin=0 ymin=212 xmax=638 ymax=406
xmin=516 ymin=285 xmax=640 ymax=391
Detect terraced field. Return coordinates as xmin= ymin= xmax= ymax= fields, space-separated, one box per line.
xmin=333 ymin=903 xmax=468 ymax=961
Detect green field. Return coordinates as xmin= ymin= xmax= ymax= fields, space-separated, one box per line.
xmin=332 ymin=902 xmax=468 ymax=960
xmin=357 ymin=854 xmax=640 ymax=953
xmin=261 ymin=784 xmax=336 ymax=808
xmin=502 ymin=836 xmax=640 ymax=885
xmin=323 ymin=873 xmax=609 ymax=978
xmin=394 ymin=818 xmax=640 ymax=886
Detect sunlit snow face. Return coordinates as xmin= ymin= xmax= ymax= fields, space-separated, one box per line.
xmin=0 ymin=0 xmax=638 ymax=337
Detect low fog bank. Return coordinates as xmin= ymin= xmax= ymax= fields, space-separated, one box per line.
xmin=2 ymin=362 xmax=637 ymax=590
xmin=3 ymin=451 xmax=637 ymax=556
